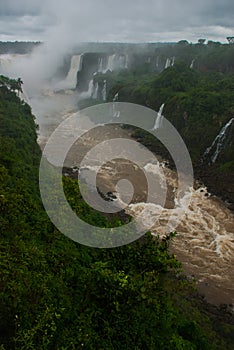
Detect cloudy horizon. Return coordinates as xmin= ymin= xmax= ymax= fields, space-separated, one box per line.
xmin=0 ymin=0 xmax=234 ymax=44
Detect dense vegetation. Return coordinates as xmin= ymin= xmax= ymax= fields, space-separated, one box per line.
xmin=0 ymin=77 xmax=234 ymax=349
xmin=89 ymin=43 xmax=234 ymax=206
xmin=100 ymin=62 xmax=233 ymax=160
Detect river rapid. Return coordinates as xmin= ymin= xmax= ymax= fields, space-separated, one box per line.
xmin=26 ymin=86 xmax=234 ymax=308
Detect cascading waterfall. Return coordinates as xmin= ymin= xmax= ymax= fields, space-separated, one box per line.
xmin=87 ymin=79 xmax=94 ymax=96
xmin=112 ymin=92 xmax=120 ymax=118
xmin=202 ymin=118 xmax=234 ymax=164
xmin=113 ymin=92 xmax=119 ymax=102
xmin=92 ymin=81 xmax=99 ymax=99
xmin=62 ymin=54 xmax=83 ymax=89
xmin=85 ymin=53 xmax=129 ymax=101
xmin=102 ymin=80 xmax=107 ymax=101
xmin=190 ymin=59 xmax=195 ymax=69
xmin=165 ymin=57 xmax=175 ymax=69
xmin=81 ymin=53 xmax=130 ymax=96
xmin=118 ymin=55 xmax=126 ymax=70
xmin=153 ymin=103 xmax=165 ymax=130
xmin=103 ymin=53 xmax=127 ymax=73
xmin=165 ymin=58 xmax=171 ymax=69
xmin=98 ymin=57 xmax=104 ymax=73
xmin=125 ymin=54 xmax=129 ymax=69
xmin=87 ymin=79 xmax=107 ymax=101
xmin=105 ymin=54 xmax=116 ymax=72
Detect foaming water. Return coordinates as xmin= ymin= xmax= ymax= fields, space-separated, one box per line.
xmin=127 ymin=177 xmax=234 ymax=305
xmin=39 ymin=106 xmax=233 ymax=305
xmin=20 ymin=78 xmax=233 ymax=306
xmin=76 ymin=149 xmax=234 ymax=306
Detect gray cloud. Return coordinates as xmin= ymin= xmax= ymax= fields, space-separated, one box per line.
xmin=0 ymin=0 xmax=43 ymax=16
xmin=1 ymin=0 xmax=234 ymax=92
xmin=0 ymin=0 xmax=233 ymax=42
xmin=0 ymin=0 xmax=233 ymax=121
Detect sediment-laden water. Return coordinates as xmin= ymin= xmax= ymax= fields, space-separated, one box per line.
xmin=27 ymin=89 xmax=234 ymax=308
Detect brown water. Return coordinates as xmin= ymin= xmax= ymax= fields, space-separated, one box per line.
xmin=79 ymin=151 xmax=234 ymax=306
xmin=35 ymin=95 xmax=234 ymax=308
xmin=127 ymin=183 xmax=234 ymax=306
xmin=70 ymin=126 xmax=234 ymax=307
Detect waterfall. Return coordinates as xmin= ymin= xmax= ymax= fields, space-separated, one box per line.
xmin=156 ymin=56 xmax=159 ymax=69
xmin=125 ymin=54 xmax=129 ymax=69
xmin=62 ymin=54 xmax=83 ymax=89
xmin=105 ymin=54 xmax=116 ymax=72
xmin=84 ymin=79 xmax=107 ymax=101
xmin=102 ymin=80 xmax=107 ymax=101
xmin=92 ymin=81 xmax=99 ymax=99
xmin=87 ymin=79 xmax=94 ymax=97
xmin=202 ymin=118 xmax=234 ymax=164
xmin=103 ymin=54 xmax=128 ymax=72
xmin=190 ymin=59 xmax=195 ymax=69
xmin=118 ymin=55 xmax=126 ymax=69
xmin=112 ymin=92 xmax=120 ymax=118
xmin=165 ymin=57 xmax=175 ymax=69
xmin=113 ymin=92 xmax=119 ymax=102
xmin=165 ymin=58 xmax=171 ymax=69
xmin=153 ymin=103 xmax=165 ymax=130
xmin=98 ymin=57 xmax=104 ymax=73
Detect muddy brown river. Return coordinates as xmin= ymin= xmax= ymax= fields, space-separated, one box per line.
xmin=35 ymin=92 xmax=234 ymax=308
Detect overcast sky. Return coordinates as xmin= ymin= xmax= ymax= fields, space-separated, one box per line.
xmin=0 ymin=0 xmax=233 ymax=43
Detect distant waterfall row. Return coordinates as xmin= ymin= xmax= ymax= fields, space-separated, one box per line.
xmin=58 ymin=52 xmax=197 ymax=100
xmin=97 ymin=54 xmax=128 ymax=73
xmin=58 ymin=53 xmax=130 ymax=100
xmin=86 ymin=54 xmax=128 ymax=101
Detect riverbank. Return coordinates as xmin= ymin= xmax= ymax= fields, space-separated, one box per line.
xmin=62 ymin=162 xmax=234 ymax=309
xmin=62 ymin=165 xmax=234 ymax=346
xmin=39 ymin=106 xmax=234 ymax=309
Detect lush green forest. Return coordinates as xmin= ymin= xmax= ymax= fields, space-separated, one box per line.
xmin=0 ymin=77 xmax=234 ymax=348
xmin=100 ymin=62 xmax=233 ymax=159
xmin=92 ymin=46 xmax=233 ymax=156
